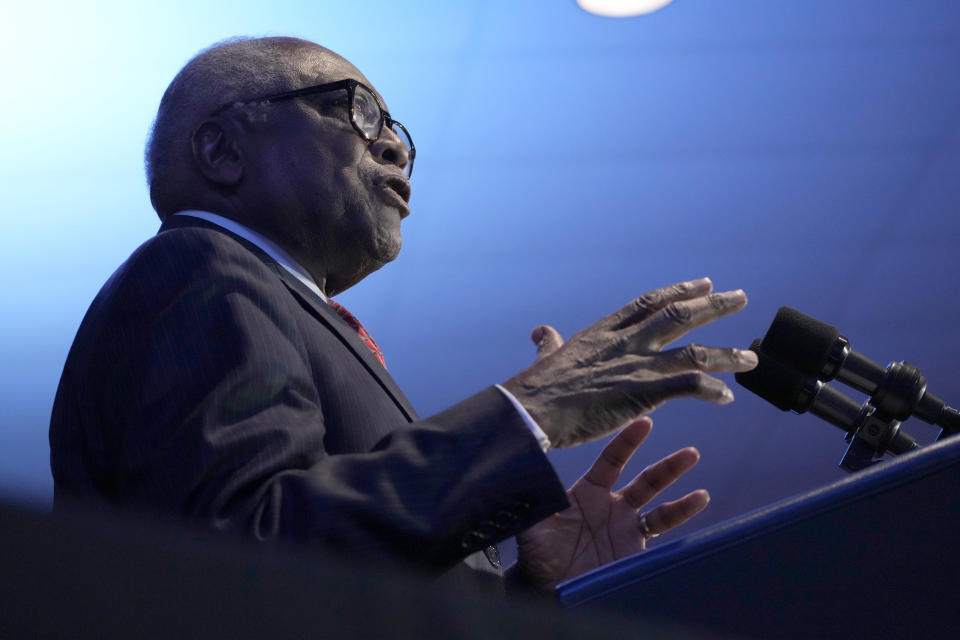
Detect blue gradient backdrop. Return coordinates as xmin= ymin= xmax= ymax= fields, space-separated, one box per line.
xmin=2 ymin=1 xmax=958 ymax=560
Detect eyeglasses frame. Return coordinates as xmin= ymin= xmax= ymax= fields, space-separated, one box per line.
xmin=210 ymin=78 xmax=415 ymax=178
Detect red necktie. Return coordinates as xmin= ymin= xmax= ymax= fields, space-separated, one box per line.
xmin=329 ymin=300 xmax=387 ymax=369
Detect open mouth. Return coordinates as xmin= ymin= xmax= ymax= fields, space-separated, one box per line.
xmin=381 ymin=175 xmax=411 ymax=204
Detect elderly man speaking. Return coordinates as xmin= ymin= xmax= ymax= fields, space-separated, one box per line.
xmin=50 ymin=37 xmax=757 ymax=592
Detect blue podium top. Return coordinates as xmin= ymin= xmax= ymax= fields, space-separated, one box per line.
xmin=558 ymin=434 xmax=960 ymax=639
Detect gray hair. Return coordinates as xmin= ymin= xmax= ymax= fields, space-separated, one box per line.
xmin=144 ymin=36 xmax=316 ymax=218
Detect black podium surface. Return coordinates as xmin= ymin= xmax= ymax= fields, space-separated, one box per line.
xmin=558 ymin=433 xmax=960 ymax=639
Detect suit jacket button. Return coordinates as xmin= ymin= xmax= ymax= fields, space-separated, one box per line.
xmin=483 ymin=545 xmax=502 ymax=569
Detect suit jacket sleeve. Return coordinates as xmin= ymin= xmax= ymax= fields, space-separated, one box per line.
xmin=50 ymin=225 xmax=569 ymax=570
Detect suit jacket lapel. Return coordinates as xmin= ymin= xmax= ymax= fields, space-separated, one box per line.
xmin=272 ymin=266 xmax=419 ymax=422
xmin=158 ymin=215 xmax=420 ymax=422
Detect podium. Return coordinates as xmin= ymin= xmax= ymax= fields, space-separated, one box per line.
xmin=6 ymin=442 xmax=960 ymax=638
xmin=557 ymin=433 xmax=960 ymax=638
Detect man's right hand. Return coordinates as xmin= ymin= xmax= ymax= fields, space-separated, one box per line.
xmin=502 ymin=278 xmax=757 ymax=449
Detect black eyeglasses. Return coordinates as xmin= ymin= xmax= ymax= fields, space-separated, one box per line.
xmin=211 ymin=78 xmax=415 ymax=178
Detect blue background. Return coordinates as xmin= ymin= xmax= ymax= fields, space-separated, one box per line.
xmin=2 ymin=0 xmax=958 ymax=559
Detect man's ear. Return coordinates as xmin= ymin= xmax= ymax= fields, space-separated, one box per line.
xmin=191 ymin=120 xmax=244 ymax=186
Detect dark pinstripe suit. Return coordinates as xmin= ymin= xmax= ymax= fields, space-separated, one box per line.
xmin=50 ymin=215 xmax=568 ymax=582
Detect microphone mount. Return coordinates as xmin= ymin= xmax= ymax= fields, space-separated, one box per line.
xmin=838 ymin=401 xmax=913 ymax=472
xmin=736 ymin=341 xmax=919 ymax=472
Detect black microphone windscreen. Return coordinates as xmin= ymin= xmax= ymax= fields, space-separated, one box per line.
xmin=760 ymin=307 xmax=840 ymax=379
xmin=735 ymin=340 xmax=810 ymax=412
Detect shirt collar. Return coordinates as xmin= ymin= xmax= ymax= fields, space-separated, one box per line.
xmin=173 ymin=210 xmax=328 ymax=302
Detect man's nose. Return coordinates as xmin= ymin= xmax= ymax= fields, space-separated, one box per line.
xmin=369 ymin=127 xmax=409 ymax=173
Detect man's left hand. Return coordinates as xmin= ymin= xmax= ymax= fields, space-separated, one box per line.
xmin=515 ymin=325 xmax=709 ymax=591
xmin=515 ymin=416 xmax=708 ymax=591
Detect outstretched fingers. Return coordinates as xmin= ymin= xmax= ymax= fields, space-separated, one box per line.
xmin=609 ymin=278 xmax=714 ymax=330
xmin=584 ymin=417 xmax=654 ymax=490
xmin=619 ymin=446 xmax=701 ymax=509
xmin=656 ymin=344 xmax=758 ymax=374
xmin=638 ymin=490 xmax=710 ymax=538
xmin=633 ymin=289 xmax=748 ymax=351
xmin=635 ymin=370 xmax=736 ymax=407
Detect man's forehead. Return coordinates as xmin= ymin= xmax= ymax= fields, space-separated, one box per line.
xmin=291 ymin=47 xmax=389 ymax=108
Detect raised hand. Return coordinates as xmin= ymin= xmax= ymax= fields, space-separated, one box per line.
xmin=503 ymin=278 xmax=756 ymax=448
xmin=515 ymin=417 xmax=708 ymax=591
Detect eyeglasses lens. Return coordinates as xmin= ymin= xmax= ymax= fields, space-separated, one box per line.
xmin=391 ymin=123 xmax=414 ymax=178
xmin=352 ymin=84 xmax=414 ymax=178
xmin=352 ymin=86 xmax=382 ymax=140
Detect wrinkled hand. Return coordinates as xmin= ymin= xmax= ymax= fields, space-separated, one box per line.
xmin=503 ymin=278 xmax=757 ymax=448
xmin=516 ymin=417 xmax=708 ymax=591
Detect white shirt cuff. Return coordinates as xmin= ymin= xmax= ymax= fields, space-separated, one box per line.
xmin=494 ymin=384 xmax=551 ymax=452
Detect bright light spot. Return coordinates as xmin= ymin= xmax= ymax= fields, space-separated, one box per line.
xmin=576 ymin=0 xmax=674 ymax=18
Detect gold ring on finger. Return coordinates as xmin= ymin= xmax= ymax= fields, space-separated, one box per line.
xmin=639 ymin=513 xmax=660 ymax=539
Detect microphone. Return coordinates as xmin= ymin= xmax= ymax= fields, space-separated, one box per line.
xmin=758 ymin=307 xmax=960 ymax=434
xmin=736 ymin=341 xmax=919 ymax=457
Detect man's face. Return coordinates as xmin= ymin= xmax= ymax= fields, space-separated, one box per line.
xmin=238 ymin=47 xmax=411 ymax=295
